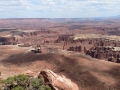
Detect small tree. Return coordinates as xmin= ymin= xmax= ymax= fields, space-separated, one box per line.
xmin=14 ymin=74 xmax=29 ymax=89
xmin=3 ymin=76 xmax=15 ymax=89
xmin=1 ymin=74 xmax=51 ymax=90
xmin=31 ymin=77 xmax=51 ymax=90
xmin=11 ymin=85 xmax=24 ymax=90
xmin=39 ymin=85 xmax=51 ymax=90
xmin=32 ymin=77 xmax=44 ymax=89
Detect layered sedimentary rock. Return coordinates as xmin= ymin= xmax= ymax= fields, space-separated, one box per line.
xmin=54 ymin=35 xmax=120 ymax=63
xmin=0 ymin=36 xmax=16 ymax=45
xmin=67 ymin=46 xmax=82 ymax=52
xmin=0 ymin=37 xmax=15 ymax=42
xmin=0 ymin=30 xmax=57 ymax=45
xmin=19 ymin=30 xmax=56 ymax=37
xmin=86 ymin=46 xmax=120 ymax=63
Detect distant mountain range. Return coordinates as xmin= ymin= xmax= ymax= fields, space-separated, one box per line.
xmin=1 ymin=15 xmax=120 ymax=21
xmin=112 ymin=15 xmax=120 ymax=19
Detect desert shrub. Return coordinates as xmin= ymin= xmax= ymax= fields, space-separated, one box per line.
xmin=39 ymin=85 xmax=51 ymax=90
xmin=11 ymin=85 xmax=24 ymax=90
xmin=32 ymin=78 xmax=41 ymax=89
xmin=31 ymin=77 xmax=51 ymax=90
xmin=14 ymin=74 xmax=29 ymax=89
xmin=3 ymin=76 xmax=15 ymax=89
xmin=1 ymin=74 xmax=51 ymax=90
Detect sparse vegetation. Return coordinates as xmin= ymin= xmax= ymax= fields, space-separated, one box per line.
xmin=0 ymin=74 xmax=51 ymax=90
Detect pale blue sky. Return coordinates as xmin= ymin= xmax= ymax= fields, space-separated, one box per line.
xmin=0 ymin=0 xmax=120 ymax=18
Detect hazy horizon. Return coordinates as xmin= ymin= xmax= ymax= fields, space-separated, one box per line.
xmin=0 ymin=0 xmax=120 ymax=18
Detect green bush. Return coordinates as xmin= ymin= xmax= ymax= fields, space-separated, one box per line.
xmin=11 ymin=85 xmax=24 ymax=90
xmin=39 ymin=85 xmax=51 ymax=90
xmin=14 ymin=74 xmax=29 ymax=89
xmin=32 ymin=78 xmax=41 ymax=89
xmin=1 ymin=74 xmax=51 ymax=90
xmin=31 ymin=77 xmax=51 ymax=90
xmin=3 ymin=76 xmax=15 ymax=89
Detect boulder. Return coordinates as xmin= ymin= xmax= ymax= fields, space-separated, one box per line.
xmin=38 ymin=69 xmax=79 ymax=90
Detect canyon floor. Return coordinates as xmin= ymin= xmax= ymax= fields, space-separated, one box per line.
xmin=0 ymin=18 xmax=120 ymax=90
xmin=0 ymin=45 xmax=120 ymax=90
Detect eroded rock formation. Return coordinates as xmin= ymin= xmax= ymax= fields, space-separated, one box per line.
xmin=38 ymin=69 xmax=79 ymax=90
xmin=54 ymin=35 xmax=120 ymax=63
xmin=19 ymin=30 xmax=56 ymax=37
xmin=86 ymin=46 xmax=120 ymax=63
xmin=0 ymin=37 xmax=15 ymax=42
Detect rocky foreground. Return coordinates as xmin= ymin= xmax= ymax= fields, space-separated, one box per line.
xmin=28 ymin=69 xmax=79 ymax=90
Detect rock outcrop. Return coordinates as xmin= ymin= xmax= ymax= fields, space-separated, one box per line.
xmin=38 ymin=69 xmax=79 ymax=90
xmin=0 ymin=36 xmax=15 ymax=43
xmin=86 ymin=46 xmax=120 ymax=63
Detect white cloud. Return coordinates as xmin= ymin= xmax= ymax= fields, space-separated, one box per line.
xmin=0 ymin=0 xmax=120 ymax=18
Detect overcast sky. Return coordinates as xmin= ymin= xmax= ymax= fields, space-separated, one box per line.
xmin=0 ymin=0 xmax=120 ymax=18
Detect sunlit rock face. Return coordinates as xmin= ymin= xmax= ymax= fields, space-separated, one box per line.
xmin=38 ymin=69 xmax=79 ymax=90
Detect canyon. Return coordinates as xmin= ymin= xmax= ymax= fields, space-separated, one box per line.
xmin=0 ymin=18 xmax=120 ymax=90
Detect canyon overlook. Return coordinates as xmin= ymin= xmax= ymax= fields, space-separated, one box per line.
xmin=0 ymin=19 xmax=120 ymax=90
xmin=0 ymin=30 xmax=120 ymax=63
